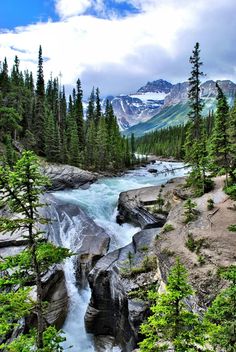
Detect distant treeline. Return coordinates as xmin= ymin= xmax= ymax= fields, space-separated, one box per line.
xmin=136 ymin=111 xmax=215 ymax=160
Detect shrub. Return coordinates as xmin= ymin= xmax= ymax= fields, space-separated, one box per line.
xmin=185 ymin=233 xmax=195 ymax=252
xmin=207 ymin=198 xmax=214 ymax=210
xmin=120 ymin=255 xmax=157 ymax=278
xmin=228 ymin=224 xmax=236 ymax=232
xmin=198 ymin=255 xmax=206 ymax=266
xmin=224 ymin=184 xmax=236 ymax=200
xmin=185 ymin=233 xmax=205 ymax=254
xmin=183 ymin=198 xmax=197 ymax=223
xmin=162 ymin=223 xmax=175 ymax=233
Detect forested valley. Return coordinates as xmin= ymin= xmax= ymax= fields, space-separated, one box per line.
xmin=0 ymin=41 xmax=236 ymax=352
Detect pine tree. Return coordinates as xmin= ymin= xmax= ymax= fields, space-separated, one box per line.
xmin=2 ymin=133 xmax=17 ymax=167
xmin=68 ymin=116 xmax=80 ymax=166
xmin=184 ymin=42 xmax=209 ymax=195
xmin=75 ymin=78 xmax=85 ymax=150
xmin=33 ymin=45 xmax=46 ymax=154
xmin=0 ymin=107 xmax=22 ymax=141
xmin=139 ymin=259 xmax=206 ymax=351
xmin=209 ymin=83 xmax=230 ymax=185
xmin=44 ymin=110 xmax=60 ymax=162
xmin=204 ymin=266 xmax=236 ymax=351
xmin=86 ymin=87 xmax=95 ymax=125
xmin=130 ymin=133 xmax=135 ymax=164
xmin=0 ymin=57 xmax=10 ymax=97
xmin=95 ymin=116 xmax=109 ymax=170
xmin=0 ymin=151 xmax=71 ymax=350
xmin=95 ymin=87 xmax=102 ymax=126
xmin=85 ymin=119 xmax=96 ymax=168
xmin=228 ymin=98 xmax=236 ymax=180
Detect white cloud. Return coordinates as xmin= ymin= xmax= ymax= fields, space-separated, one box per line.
xmin=55 ymin=0 xmax=92 ymax=18
xmin=0 ymin=0 xmax=236 ymax=97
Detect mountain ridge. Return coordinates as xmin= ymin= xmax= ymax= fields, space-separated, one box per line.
xmin=108 ymin=79 xmax=236 ymax=136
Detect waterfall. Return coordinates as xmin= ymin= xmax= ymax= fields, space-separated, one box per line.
xmin=49 ymin=161 xmax=189 ymax=351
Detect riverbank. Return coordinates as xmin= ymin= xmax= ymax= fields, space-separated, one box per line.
xmin=41 ymin=156 xmax=184 ymax=192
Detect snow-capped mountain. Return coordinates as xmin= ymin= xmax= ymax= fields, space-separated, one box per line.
xmin=124 ymin=79 xmax=236 ymax=137
xmin=109 ymin=79 xmax=173 ymax=129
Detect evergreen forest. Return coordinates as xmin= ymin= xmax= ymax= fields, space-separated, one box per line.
xmin=0 ymin=46 xmax=133 ymax=171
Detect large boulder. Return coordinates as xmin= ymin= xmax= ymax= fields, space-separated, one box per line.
xmin=116 ymin=178 xmax=186 ymax=229
xmin=85 ymin=228 xmax=159 ymax=351
xmin=41 ymin=163 xmax=97 ymax=191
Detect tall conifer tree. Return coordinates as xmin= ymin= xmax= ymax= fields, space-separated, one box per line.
xmin=75 ymin=78 xmax=85 ymax=150
xmin=209 ymin=83 xmax=230 ymax=184
xmin=229 ymin=98 xmax=236 ymax=179
xmin=34 ymin=45 xmax=46 ymax=153
xmin=184 ymin=42 xmax=209 ymax=195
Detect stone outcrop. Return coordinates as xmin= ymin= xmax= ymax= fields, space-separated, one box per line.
xmin=41 ymin=163 xmax=97 ymax=191
xmin=26 ymin=265 xmax=68 ymax=330
xmin=116 ymin=177 xmax=186 ymax=229
xmin=45 ymin=194 xmax=110 ymax=288
xmin=85 ymin=228 xmax=159 ymax=351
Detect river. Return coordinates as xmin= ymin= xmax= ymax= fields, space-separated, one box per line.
xmin=51 ymin=161 xmax=188 ymax=351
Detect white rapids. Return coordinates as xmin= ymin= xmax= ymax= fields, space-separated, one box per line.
xmin=51 ymin=161 xmax=188 ymax=351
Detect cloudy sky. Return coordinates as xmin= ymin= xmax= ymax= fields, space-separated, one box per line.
xmin=0 ymin=0 xmax=236 ymax=98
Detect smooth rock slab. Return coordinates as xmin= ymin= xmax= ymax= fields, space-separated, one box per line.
xmin=41 ymin=163 xmax=97 ymax=191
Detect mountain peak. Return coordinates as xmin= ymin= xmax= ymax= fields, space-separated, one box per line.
xmin=137 ymin=79 xmax=173 ymax=94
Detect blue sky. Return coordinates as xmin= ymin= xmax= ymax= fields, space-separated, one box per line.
xmin=0 ymin=0 xmax=139 ymax=29
xmin=1 ymin=0 xmax=236 ymax=97
xmin=1 ymin=0 xmax=58 ymax=29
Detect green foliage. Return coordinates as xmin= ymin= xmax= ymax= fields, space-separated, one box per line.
xmin=197 ymin=255 xmax=206 ymax=266
xmin=127 ymin=251 xmax=134 ymax=270
xmin=228 ymin=99 xmax=236 ymax=175
xmin=183 ymin=199 xmax=197 ymax=223
xmin=204 ymin=266 xmax=236 ymax=351
xmin=224 ymin=183 xmax=236 ymax=200
xmin=0 ymin=151 xmax=71 ymax=349
xmin=184 ymin=43 xmax=211 ymax=195
xmin=0 ymin=288 xmax=32 ymax=337
xmin=156 ymin=189 xmax=164 ymax=212
xmin=4 ymin=326 xmax=66 ymax=352
xmin=128 ymin=283 xmax=159 ymax=301
xmin=0 ymin=107 xmax=22 ymax=141
xmin=185 ymin=233 xmax=205 ymax=254
xmin=136 ymin=124 xmax=187 ymax=159
xmin=161 ymin=223 xmax=175 ymax=233
xmin=209 ymin=83 xmax=231 ymax=185
xmin=120 ymin=255 xmax=157 ymax=278
xmin=0 ymin=51 xmax=131 ymax=171
xmin=139 ymin=258 xmax=206 ymax=351
xmin=207 ymin=198 xmax=214 ymax=210
xmin=126 ymin=102 xmax=190 ymax=138
xmin=227 ymin=224 xmax=236 ymax=232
